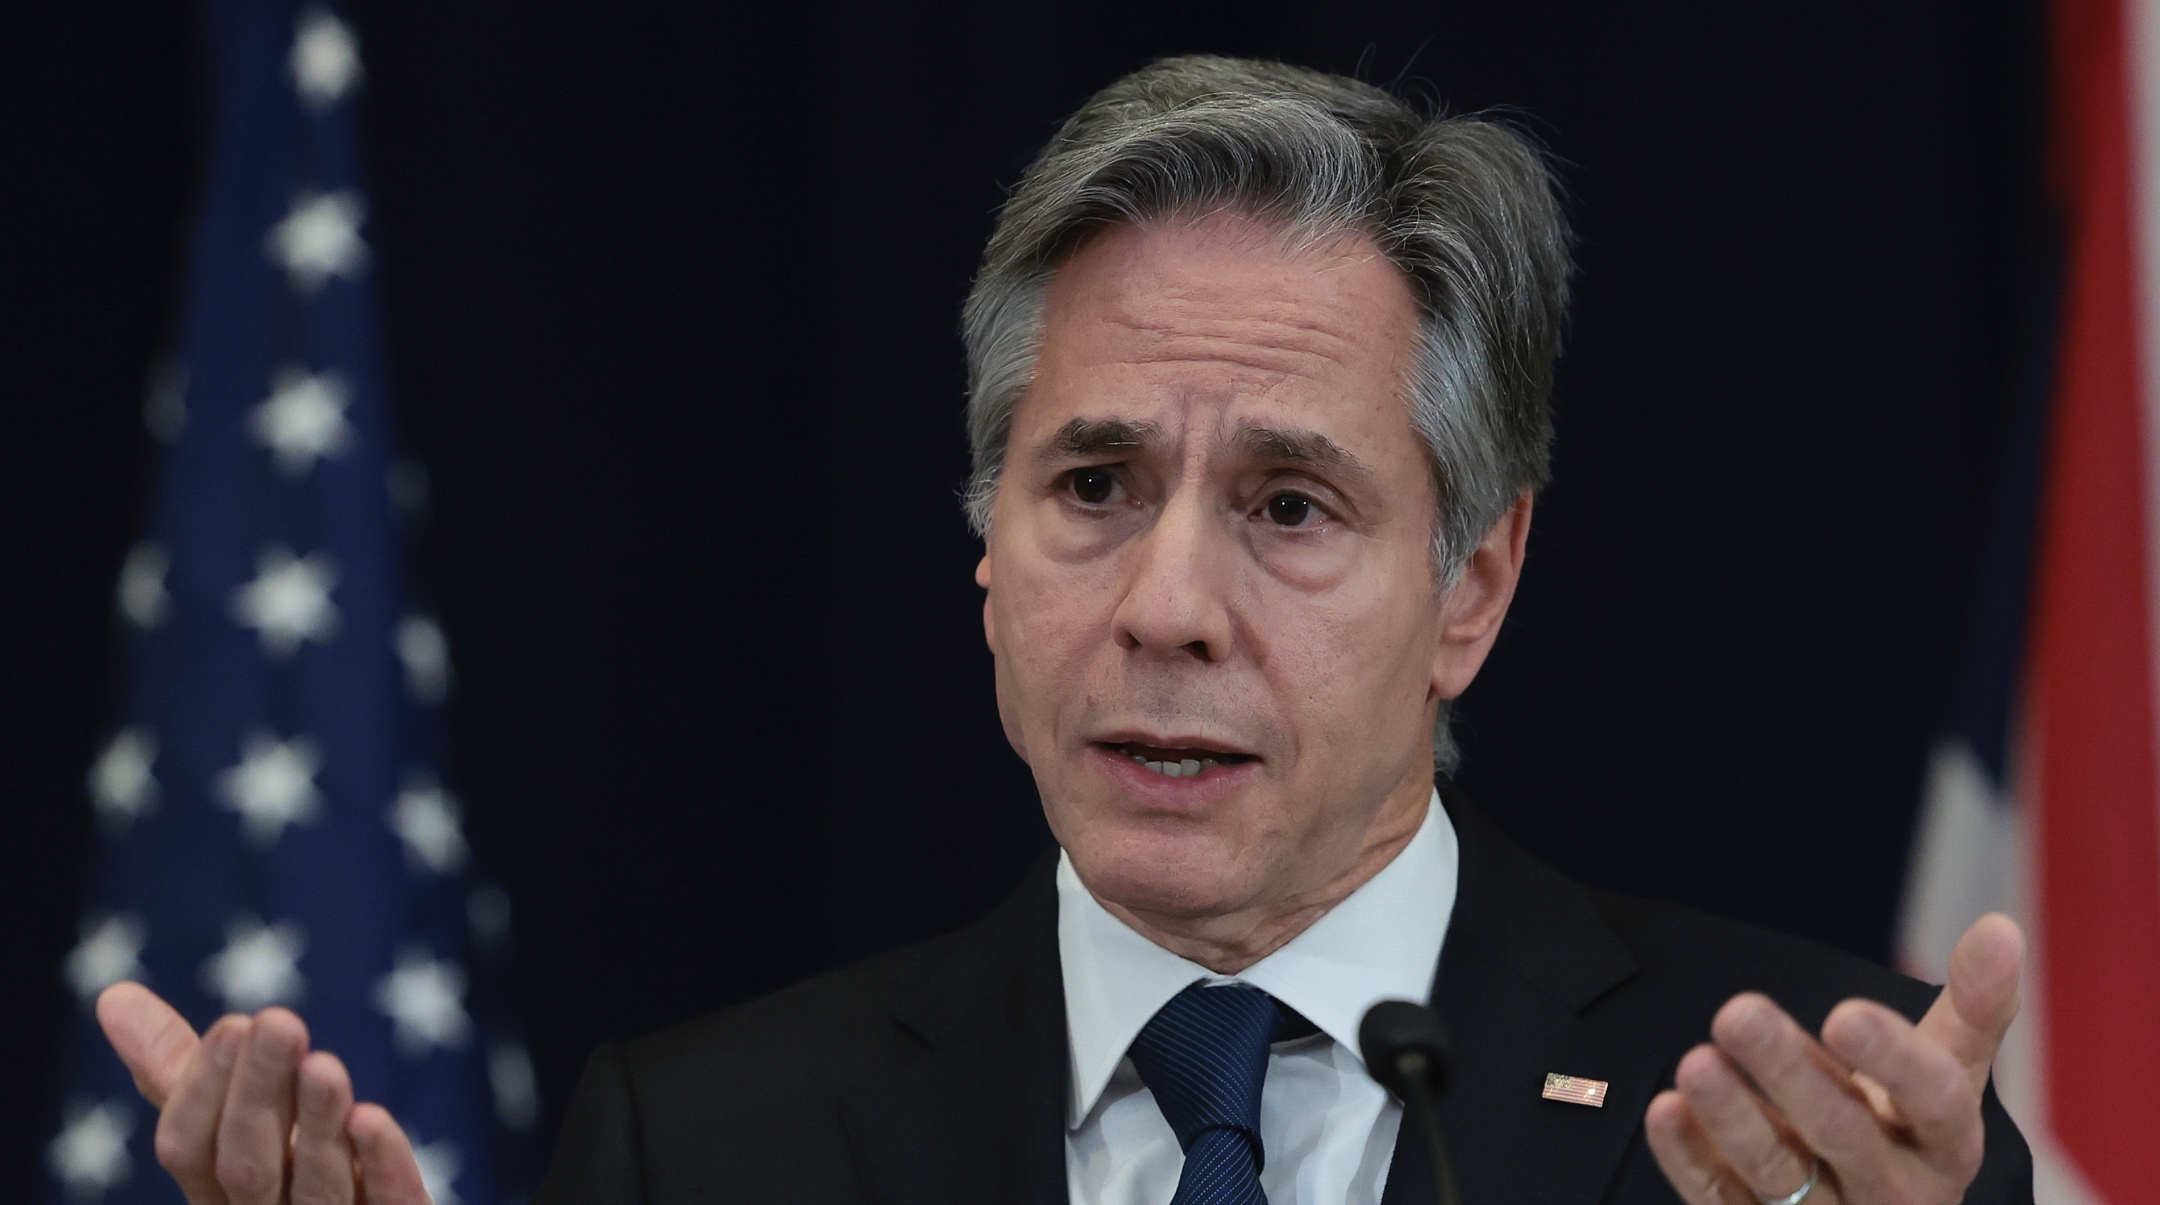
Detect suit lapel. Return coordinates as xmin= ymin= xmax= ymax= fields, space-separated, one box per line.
xmin=839 ymin=861 xmax=1070 ymax=1205
xmin=1383 ymin=799 xmax=1665 ymax=1205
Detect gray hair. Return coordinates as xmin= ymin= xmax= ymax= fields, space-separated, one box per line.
xmin=960 ymin=55 xmax=1572 ymax=774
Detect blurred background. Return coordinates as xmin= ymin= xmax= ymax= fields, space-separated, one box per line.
xmin=0 ymin=0 xmax=2047 ymax=1197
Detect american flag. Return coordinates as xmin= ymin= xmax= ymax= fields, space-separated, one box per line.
xmin=46 ymin=2 xmax=534 ymax=1202
xmin=1539 ymin=1073 xmax=1608 ymax=1109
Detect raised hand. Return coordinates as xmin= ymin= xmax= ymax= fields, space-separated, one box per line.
xmin=1643 ymin=913 xmax=2024 ymax=1205
xmin=96 ymin=982 xmax=433 ymax=1205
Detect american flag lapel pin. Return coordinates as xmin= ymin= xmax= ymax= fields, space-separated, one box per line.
xmin=1542 ymin=1072 xmax=1609 ymax=1107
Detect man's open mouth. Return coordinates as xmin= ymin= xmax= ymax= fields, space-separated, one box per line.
xmin=1101 ymin=741 xmax=1257 ymax=779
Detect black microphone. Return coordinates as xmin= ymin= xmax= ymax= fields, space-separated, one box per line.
xmin=1359 ymin=1000 xmax=1463 ymax=1205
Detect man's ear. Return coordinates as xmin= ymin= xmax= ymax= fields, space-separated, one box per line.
xmin=1430 ymin=491 xmax=1533 ymax=701
xmin=976 ymin=551 xmax=997 ymax=649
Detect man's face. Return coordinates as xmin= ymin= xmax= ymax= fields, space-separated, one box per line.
xmin=977 ymin=212 xmax=1515 ymax=928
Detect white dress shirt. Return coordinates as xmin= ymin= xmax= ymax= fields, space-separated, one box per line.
xmin=1058 ymin=790 xmax=1459 ymax=1205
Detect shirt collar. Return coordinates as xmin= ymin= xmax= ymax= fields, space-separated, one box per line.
xmin=1055 ymin=789 xmax=1459 ymax=1129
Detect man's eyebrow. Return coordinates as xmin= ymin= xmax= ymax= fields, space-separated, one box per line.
xmin=1234 ymin=424 xmax=1367 ymax=478
xmin=1039 ymin=418 xmax=1162 ymax=459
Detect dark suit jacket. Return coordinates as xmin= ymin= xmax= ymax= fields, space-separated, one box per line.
xmin=534 ymin=800 xmax=2033 ymax=1204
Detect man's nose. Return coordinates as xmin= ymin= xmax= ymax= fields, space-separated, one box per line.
xmin=1110 ymin=486 xmax=1234 ymax=662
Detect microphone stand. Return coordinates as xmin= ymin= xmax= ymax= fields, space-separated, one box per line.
xmin=1389 ymin=1047 xmax=1462 ymax=1205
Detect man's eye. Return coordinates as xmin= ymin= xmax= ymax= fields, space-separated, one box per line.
xmin=1265 ymin=493 xmax=1317 ymax=527
xmin=1069 ymin=469 xmax=1117 ymax=505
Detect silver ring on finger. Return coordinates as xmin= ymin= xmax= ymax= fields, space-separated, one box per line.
xmin=1750 ymin=1158 xmax=1819 ymax=1205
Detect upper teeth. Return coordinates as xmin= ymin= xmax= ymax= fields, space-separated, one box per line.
xmin=1130 ymin=753 xmax=1217 ymax=778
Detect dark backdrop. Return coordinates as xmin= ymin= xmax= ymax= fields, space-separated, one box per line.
xmin=1 ymin=0 xmax=2043 ymax=1193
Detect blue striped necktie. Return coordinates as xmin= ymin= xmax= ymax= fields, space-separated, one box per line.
xmin=1128 ymin=983 xmax=1311 ymax=1205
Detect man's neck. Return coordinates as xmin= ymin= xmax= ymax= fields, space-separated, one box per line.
xmin=1095 ymin=785 xmax=1431 ymax=974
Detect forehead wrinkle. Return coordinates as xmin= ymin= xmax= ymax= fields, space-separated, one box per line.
xmin=1097 ymin=285 xmax=1374 ymax=380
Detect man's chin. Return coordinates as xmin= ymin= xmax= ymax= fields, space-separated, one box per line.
xmin=1064 ymin=829 xmax=1265 ymax=923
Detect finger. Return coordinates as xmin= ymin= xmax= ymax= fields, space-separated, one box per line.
xmin=1822 ymin=998 xmax=1984 ymax=1174
xmin=1644 ymin=1089 xmax=1755 ymax=1205
xmin=350 ymin=1104 xmax=433 ymax=1205
xmin=1711 ymin=994 xmax=1892 ymax=1183
xmin=290 ymin=1051 xmax=358 ymax=1205
xmin=96 ymin=982 xmax=201 ymax=1108
xmin=214 ymin=1008 xmax=310 ymax=1205
xmin=1671 ymin=1043 xmax=1819 ymax=1202
xmin=1918 ymin=913 xmax=2023 ymax=1088
xmin=154 ymin=1015 xmax=251 ymax=1205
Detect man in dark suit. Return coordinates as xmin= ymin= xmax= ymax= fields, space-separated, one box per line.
xmin=98 ymin=56 xmax=2030 ymax=1205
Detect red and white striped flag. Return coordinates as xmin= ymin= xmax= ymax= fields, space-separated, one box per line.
xmin=1897 ymin=0 xmax=2160 ymax=1200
